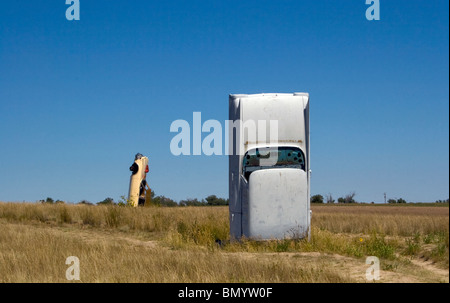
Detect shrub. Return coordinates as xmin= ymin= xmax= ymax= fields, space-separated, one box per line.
xmin=311 ymin=194 xmax=324 ymax=204
xmin=78 ymin=200 xmax=93 ymax=206
xmin=97 ymin=197 xmax=115 ymax=206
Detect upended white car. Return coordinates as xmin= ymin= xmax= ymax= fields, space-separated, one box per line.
xmin=228 ymin=93 xmax=311 ymax=240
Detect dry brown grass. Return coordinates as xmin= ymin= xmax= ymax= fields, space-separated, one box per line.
xmin=0 ymin=202 xmax=448 ymax=283
xmin=0 ymin=221 xmax=349 ymax=283
xmin=311 ymin=205 xmax=449 ymax=236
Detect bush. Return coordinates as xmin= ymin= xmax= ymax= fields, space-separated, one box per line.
xmin=205 ymin=195 xmax=229 ymax=206
xmin=78 ymin=200 xmax=93 ymax=206
xmin=337 ymin=192 xmax=357 ymax=204
xmin=97 ymin=197 xmax=115 ymax=206
xmin=39 ymin=197 xmax=54 ymax=204
xmin=179 ymin=198 xmax=204 ymax=207
xmin=388 ymin=198 xmax=407 ymax=204
xmin=311 ymin=194 xmax=324 ymax=204
xmin=152 ymin=196 xmax=178 ymax=207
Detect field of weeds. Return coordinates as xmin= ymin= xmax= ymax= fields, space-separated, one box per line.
xmin=0 ymin=202 xmax=448 ymax=282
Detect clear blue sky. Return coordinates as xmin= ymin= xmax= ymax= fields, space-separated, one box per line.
xmin=0 ymin=1 xmax=448 ymax=203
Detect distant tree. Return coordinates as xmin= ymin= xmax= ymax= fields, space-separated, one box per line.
xmin=97 ymin=197 xmax=115 ymax=206
xmin=151 ymin=196 xmax=160 ymax=206
xmin=311 ymin=194 xmax=324 ymax=204
xmin=205 ymin=195 xmax=229 ymax=206
xmin=388 ymin=199 xmax=397 ymax=204
xmin=326 ymin=193 xmax=335 ymax=204
xmin=344 ymin=192 xmax=357 ymax=203
xmin=397 ymin=198 xmax=407 ymax=204
xmin=78 ymin=200 xmax=94 ymax=206
xmin=179 ymin=196 xmax=229 ymax=207
xmin=153 ymin=196 xmax=178 ymax=207
xmin=336 ymin=192 xmax=357 ymax=203
xmin=40 ymin=197 xmax=54 ymax=204
xmin=179 ymin=198 xmax=205 ymax=207
xmin=55 ymin=200 xmax=65 ymax=204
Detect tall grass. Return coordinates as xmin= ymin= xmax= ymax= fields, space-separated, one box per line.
xmin=1 ymin=203 xmax=446 ymax=237
xmin=0 ymin=222 xmax=350 ymax=282
xmin=0 ymin=202 xmax=448 ymax=282
xmin=311 ymin=205 xmax=449 ymax=236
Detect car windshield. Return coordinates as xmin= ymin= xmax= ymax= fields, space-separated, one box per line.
xmin=242 ymin=146 xmax=305 ymax=180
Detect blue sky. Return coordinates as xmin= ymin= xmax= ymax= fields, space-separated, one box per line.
xmin=0 ymin=1 xmax=448 ymax=203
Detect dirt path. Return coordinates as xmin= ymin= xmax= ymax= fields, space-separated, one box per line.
xmin=409 ymin=257 xmax=449 ymax=282
xmin=228 ymin=251 xmax=448 ymax=283
xmin=10 ymin=222 xmax=449 ymax=283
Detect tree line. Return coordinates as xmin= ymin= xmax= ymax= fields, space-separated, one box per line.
xmin=310 ymin=193 xmax=449 ymax=204
xmin=39 ymin=193 xmax=449 ymax=206
xmin=311 ymin=192 xmax=358 ymax=204
xmin=39 ymin=192 xmax=229 ymax=207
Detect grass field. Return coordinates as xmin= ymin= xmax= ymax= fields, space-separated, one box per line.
xmin=0 ymin=202 xmax=448 ymax=283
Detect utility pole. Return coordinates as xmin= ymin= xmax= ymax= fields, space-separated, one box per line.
xmin=384 ymin=193 xmax=387 ymax=204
